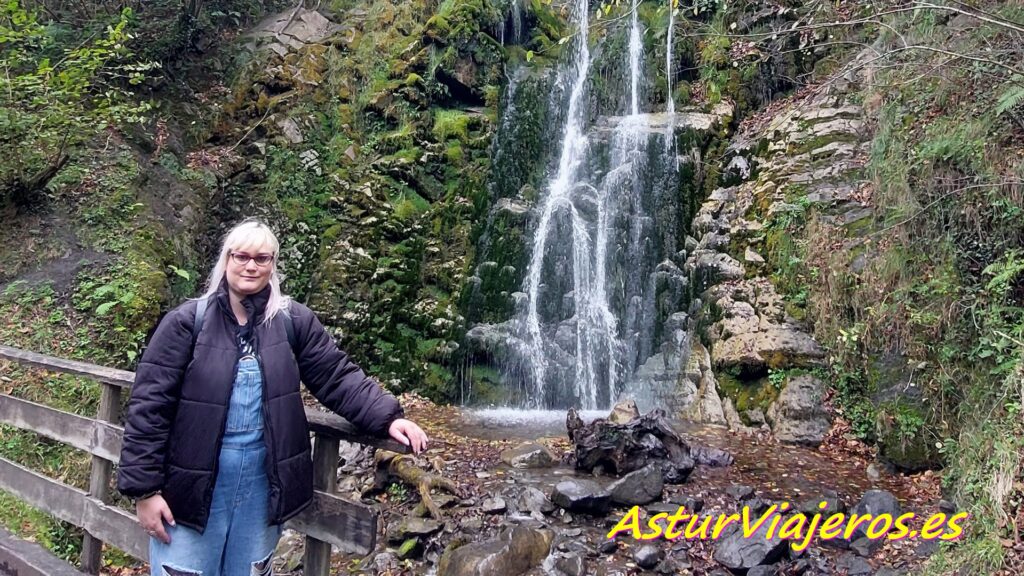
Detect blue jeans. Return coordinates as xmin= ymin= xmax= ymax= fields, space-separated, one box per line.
xmin=150 ymin=358 xmax=282 ymax=576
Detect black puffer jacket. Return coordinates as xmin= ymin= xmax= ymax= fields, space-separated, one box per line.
xmin=116 ymin=278 xmax=403 ymax=531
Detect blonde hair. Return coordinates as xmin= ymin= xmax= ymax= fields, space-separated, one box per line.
xmin=198 ymin=218 xmax=291 ymax=325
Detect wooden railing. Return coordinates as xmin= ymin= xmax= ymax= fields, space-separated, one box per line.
xmin=0 ymin=344 xmax=408 ymax=576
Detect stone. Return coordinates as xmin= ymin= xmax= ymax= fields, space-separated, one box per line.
xmin=711 ymin=327 xmax=826 ymax=377
xmin=848 ymin=490 xmax=901 ymax=541
xmin=551 ymin=480 xmax=611 ymax=516
xmin=553 ymin=553 xmax=586 ymax=576
xmin=798 ymin=490 xmax=846 ymax=516
xmin=866 ymin=463 xmax=881 ymax=481
xmin=691 ymin=250 xmax=746 ymax=290
xmin=501 ymin=442 xmax=558 ymax=469
xmin=670 ymin=495 xmax=704 ymax=513
xmin=608 ymin=464 xmax=664 ymax=506
xmin=482 ymin=497 xmax=507 ymax=514
xmin=765 ymin=375 xmax=831 ymax=446
xmin=277 ymin=117 xmax=304 ymax=144
xmin=835 ymin=553 xmax=872 ymax=575
xmin=516 ymin=486 xmax=556 ymax=515
xmin=634 ymin=545 xmax=664 ymax=569
xmin=656 ymin=556 xmax=688 ymax=574
xmin=744 ymin=247 xmax=766 ymax=264
xmin=709 ymin=187 xmax=738 ymax=201
xmin=938 ymin=500 xmax=957 ymax=514
xmin=724 ymin=155 xmax=752 ymax=183
xmin=598 ymin=539 xmax=618 ymax=554
xmin=747 ymin=566 xmax=779 ymax=576
xmin=915 ymin=538 xmax=940 ymax=558
xmin=744 ymin=409 xmax=767 ymax=426
xmin=494 ymin=197 xmax=531 ymax=219
xmin=389 ymin=517 xmax=443 ymax=543
xmin=713 ymin=524 xmax=787 ymax=572
xmin=370 ymin=551 xmax=400 ymax=574
xmin=608 ymin=399 xmax=640 ymax=424
xmin=850 ymin=536 xmax=882 ymax=558
xmin=690 ymin=444 xmax=734 ymax=467
xmin=438 ymin=525 xmax=553 ymax=576
xmin=727 ymin=485 xmax=755 ymax=501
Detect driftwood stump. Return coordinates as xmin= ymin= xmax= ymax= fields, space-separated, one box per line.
xmin=374 ymin=451 xmax=465 ymax=519
xmin=567 ymin=407 xmax=731 ymax=483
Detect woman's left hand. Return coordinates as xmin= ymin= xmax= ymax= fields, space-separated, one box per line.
xmin=388 ymin=418 xmax=428 ymax=454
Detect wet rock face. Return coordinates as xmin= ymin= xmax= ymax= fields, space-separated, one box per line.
xmin=437 ymin=525 xmax=553 ymax=576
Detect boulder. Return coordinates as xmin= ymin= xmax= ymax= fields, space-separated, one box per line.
xmin=711 ymin=327 xmax=825 ymax=376
xmin=438 ymin=526 xmax=553 ymax=576
xmin=501 ymin=442 xmax=558 ymax=469
xmin=713 ymin=523 xmax=787 ymax=572
xmin=835 ymin=552 xmax=872 ymax=575
xmin=552 ymin=553 xmax=586 ymax=576
xmin=634 ymin=545 xmax=664 ymax=569
xmin=387 ymin=517 xmax=443 ymax=543
xmin=608 ymin=398 xmax=640 ymax=424
xmin=482 ymin=497 xmax=507 ymax=514
xmin=847 ymin=491 xmax=901 ymax=541
xmin=608 ymin=464 xmax=664 ymax=506
xmin=765 ymin=375 xmax=831 ymax=446
xmin=550 ymin=479 xmax=611 ymax=515
xmin=515 ymin=487 xmax=555 ymax=515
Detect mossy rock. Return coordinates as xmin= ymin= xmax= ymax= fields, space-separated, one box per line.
xmin=716 ymin=372 xmax=780 ymax=416
xmin=875 ymin=401 xmax=941 ymax=472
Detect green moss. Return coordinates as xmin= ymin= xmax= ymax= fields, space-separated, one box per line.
xmin=433 ymin=109 xmax=473 ymax=141
xmin=717 ymin=372 xmax=780 ymax=415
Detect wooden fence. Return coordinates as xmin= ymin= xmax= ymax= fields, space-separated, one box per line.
xmin=0 ymin=344 xmax=408 ymax=576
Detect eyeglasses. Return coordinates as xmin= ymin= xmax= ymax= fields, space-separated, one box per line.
xmin=229 ymin=252 xmax=274 ymax=266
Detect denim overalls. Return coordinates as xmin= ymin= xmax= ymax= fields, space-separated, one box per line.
xmin=149 ymin=355 xmax=282 ymax=576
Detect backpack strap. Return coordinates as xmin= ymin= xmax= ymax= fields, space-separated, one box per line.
xmin=192 ymin=297 xmax=208 ymax=350
xmin=282 ymin=311 xmax=297 ymax=355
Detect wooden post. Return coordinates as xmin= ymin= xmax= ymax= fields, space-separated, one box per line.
xmin=80 ymin=382 xmax=121 ymax=574
xmin=304 ymin=434 xmax=339 ymax=576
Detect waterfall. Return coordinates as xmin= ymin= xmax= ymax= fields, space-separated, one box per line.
xmin=666 ymin=0 xmax=675 ymax=116
xmin=665 ymin=0 xmax=677 ymax=159
xmin=523 ymin=0 xmax=593 ymax=406
xmin=483 ymin=0 xmax=686 ymax=412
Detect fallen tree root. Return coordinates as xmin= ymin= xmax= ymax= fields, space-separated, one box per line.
xmin=375 ymin=451 xmax=465 ymax=519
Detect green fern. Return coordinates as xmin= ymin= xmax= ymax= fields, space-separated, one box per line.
xmin=995 ymin=76 xmax=1024 ymax=116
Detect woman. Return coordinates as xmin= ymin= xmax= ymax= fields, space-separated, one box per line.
xmin=117 ymin=219 xmax=427 ymax=576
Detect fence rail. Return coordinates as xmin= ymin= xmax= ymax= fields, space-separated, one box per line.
xmin=0 ymin=344 xmax=407 ymax=575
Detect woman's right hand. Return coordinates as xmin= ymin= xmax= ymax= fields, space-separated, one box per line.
xmin=137 ymin=494 xmax=175 ymax=544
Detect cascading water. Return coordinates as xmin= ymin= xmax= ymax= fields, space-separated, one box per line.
xmin=665 ymin=0 xmax=676 ymax=155
xmin=522 ymin=0 xmax=593 ymax=406
xmin=509 ymin=0 xmax=683 ymax=411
